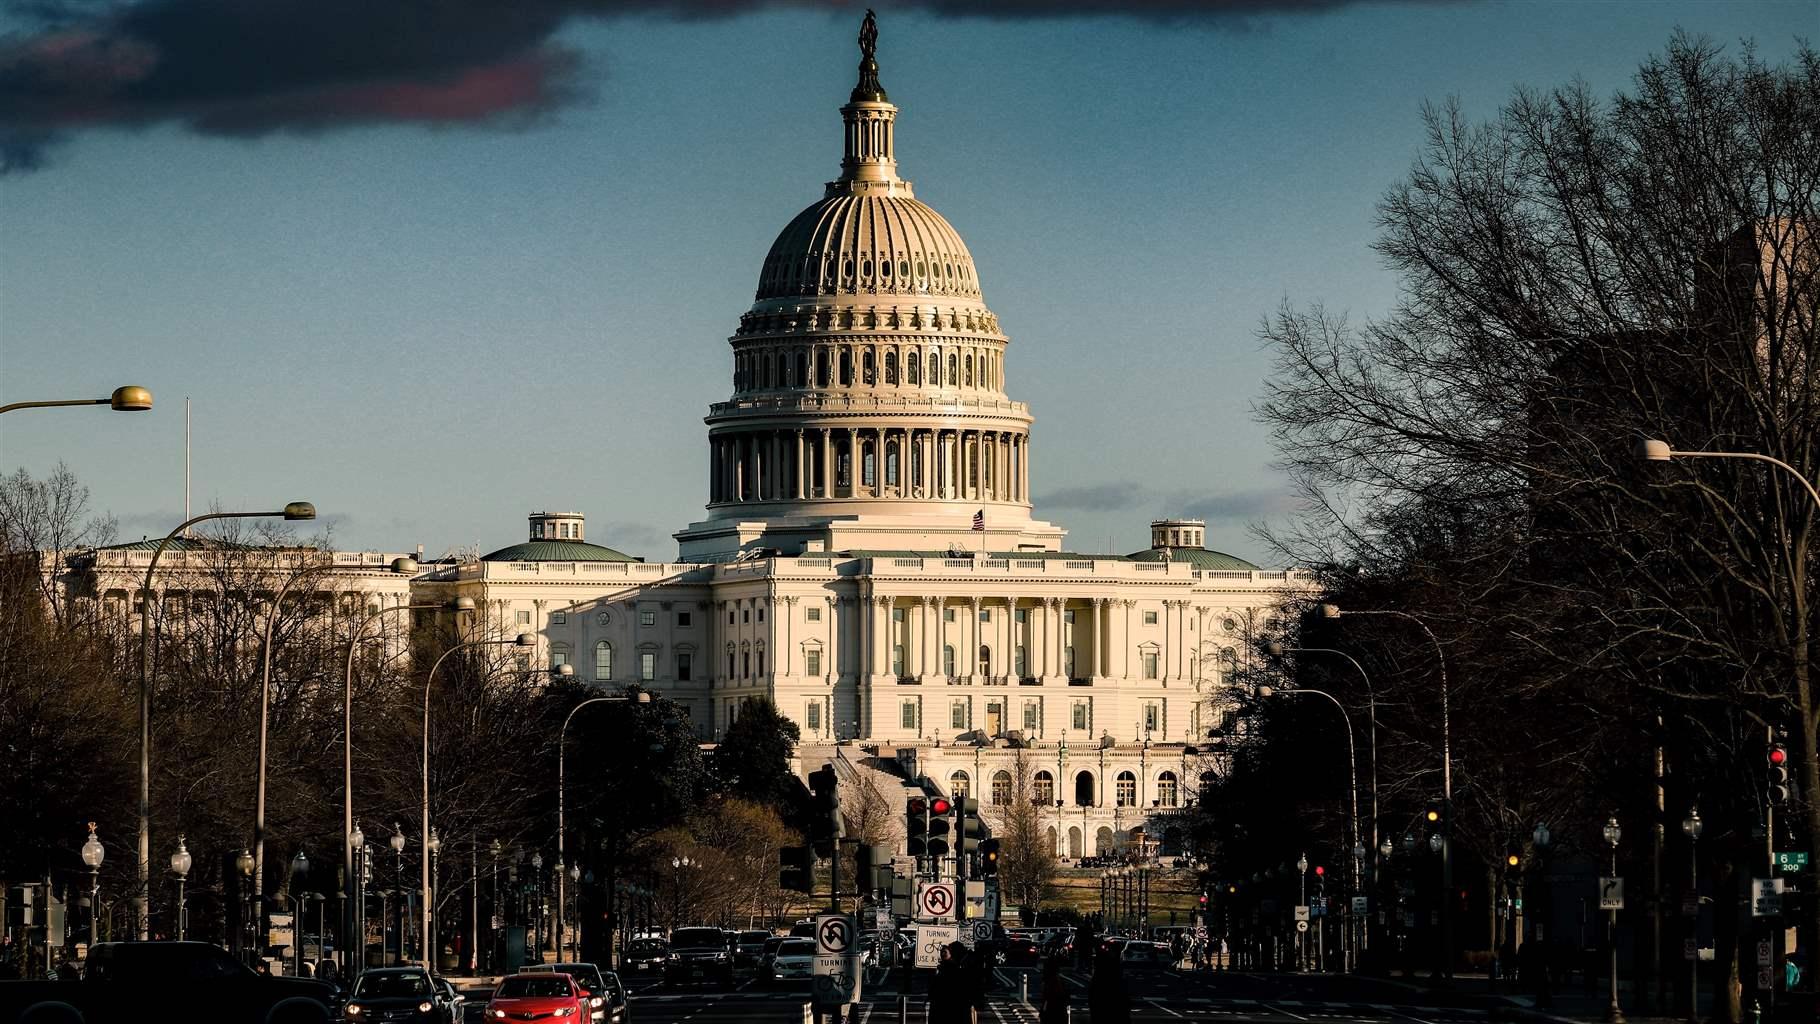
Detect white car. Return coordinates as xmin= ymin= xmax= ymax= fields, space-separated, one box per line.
xmin=768 ymin=938 xmax=817 ymax=984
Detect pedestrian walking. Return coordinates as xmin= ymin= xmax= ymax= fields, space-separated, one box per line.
xmin=1039 ymin=956 xmax=1070 ymax=1024
xmin=1088 ymin=945 xmax=1131 ymax=1024
xmin=930 ymin=941 xmax=986 ymax=1024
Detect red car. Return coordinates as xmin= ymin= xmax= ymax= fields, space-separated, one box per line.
xmin=486 ymin=972 xmax=587 ymax=1021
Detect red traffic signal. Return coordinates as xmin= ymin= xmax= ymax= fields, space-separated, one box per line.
xmin=1770 ymin=745 xmax=1789 ymax=766
xmin=908 ymin=797 xmax=927 ymax=814
xmin=1313 ymin=865 xmax=1325 ymax=877
xmin=1198 ymin=894 xmax=1208 ymax=906
xmin=930 ymin=797 xmax=952 ymax=815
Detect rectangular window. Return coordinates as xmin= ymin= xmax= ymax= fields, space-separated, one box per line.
xmin=516 ymin=610 xmax=532 ymax=626
xmin=805 ymin=649 xmax=822 ymax=676
xmin=551 ymin=650 xmax=568 ymax=669
xmin=978 ymin=609 xmax=991 ymax=622
xmin=901 ymin=701 xmax=918 ymax=730
xmin=641 ymin=653 xmax=656 ymax=681
xmin=1142 ymin=652 xmax=1159 ymax=679
xmin=1145 ymin=703 xmax=1160 ymax=732
xmin=742 ymin=609 xmax=750 ymax=624
xmin=1143 ymin=610 xmax=1158 ymax=625
xmin=1064 ymin=609 xmax=1075 ymax=624
xmin=1015 ymin=646 xmax=1028 ymax=678
xmin=807 ymin=607 xmax=822 ymax=622
xmin=1072 ymin=702 xmax=1088 ymax=731
xmin=758 ymin=607 xmax=765 ymax=622
xmin=807 ymin=702 xmax=822 ymax=731
xmin=1014 ymin=608 xmax=1027 ymax=624
xmin=677 ymin=652 xmax=692 ymax=681
xmin=1023 ymin=702 xmax=1039 ymax=731
xmin=640 ymin=610 xmax=656 ymax=627
xmin=893 ymin=607 xmax=905 ymax=622
xmin=944 ymin=608 xmax=956 ymax=623
xmin=893 ymin=645 xmax=906 ymax=676
xmin=677 ymin=611 xmax=692 ymax=627
xmin=551 ymin=612 xmax=566 ymax=625
xmin=951 ymin=702 xmax=967 ymax=729
xmin=757 ymin=650 xmax=766 ymax=675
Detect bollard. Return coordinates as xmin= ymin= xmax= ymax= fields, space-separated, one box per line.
xmin=899 ymin=994 xmax=910 ymax=1024
xmin=1022 ymin=972 xmax=1029 ymax=1004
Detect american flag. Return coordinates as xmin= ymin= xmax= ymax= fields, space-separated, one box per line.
xmin=971 ymin=509 xmax=985 ymax=531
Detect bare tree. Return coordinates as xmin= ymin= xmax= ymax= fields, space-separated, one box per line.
xmin=991 ymin=748 xmax=1058 ymax=919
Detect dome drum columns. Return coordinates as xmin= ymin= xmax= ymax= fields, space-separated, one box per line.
xmin=707 ymin=425 xmax=1030 ymax=510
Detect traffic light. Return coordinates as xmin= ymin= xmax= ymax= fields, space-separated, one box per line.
xmin=926 ymin=804 xmax=952 ymax=857
xmin=1769 ymin=743 xmax=1792 ymax=804
xmin=907 ymin=796 xmax=929 ymax=856
xmin=1313 ymin=865 xmax=1325 ymax=878
xmin=780 ymin=846 xmax=814 ymax=894
xmin=956 ymin=797 xmax=983 ymax=855
xmin=857 ymin=844 xmax=893 ymax=892
xmin=979 ymin=838 xmax=1001 ymax=877
xmin=1424 ymin=804 xmax=1442 ymax=828
xmin=1505 ymin=845 xmax=1522 ymax=871
xmin=808 ymin=764 xmax=842 ymax=855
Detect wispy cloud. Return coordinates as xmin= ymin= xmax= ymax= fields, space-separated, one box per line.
xmin=1036 ymin=481 xmax=1294 ymax=523
xmin=0 ymin=0 xmax=1452 ymax=172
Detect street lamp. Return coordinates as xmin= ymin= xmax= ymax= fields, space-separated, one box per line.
xmin=81 ymin=824 xmax=104 ymax=954
xmin=237 ymin=848 xmax=256 ymax=960
xmin=1297 ymin=854 xmax=1310 ymax=972
xmin=1602 ymin=816 xmax=1623 ymax=1023
xmin=345 ymin=593 xmax=474 ymax=977
xmin=531 ymin=852 xmax=545 ymax=959
xmin=1681 ymin=807 xmax=1702 ymax=1024
xmin=137 ymin=500 xmax=315 ymax=940
xmin=1268 ymin=642 xmax=1381 ymax=905
xmin=556 ymin=689 xmax=651 ymax=965
xmin=290 ymin=850 xmax=309 ymax=978
xmin=169 ymin=835 xmax=192 ymax=941
xmin=1320 ymin=603 xmax=1453 ymax=978
xmin=0 ymin=385 xmax=153 ymax=415
xmin=1636 ymin=440 xmax=1820 ymax=511
xmin=422 ymin=633 xmax=533 ymax=969
xmin=389 ymin=827 xmax=406 ymax=962
xmin=254 ymin=555 xmax=417 ymax=916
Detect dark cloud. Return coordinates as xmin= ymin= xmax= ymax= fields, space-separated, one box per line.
xmin=1035 ymin=481 xmax=1296 ymax=522
xmin=1034 ymin=481 xmax=1145 ymax=511
xmin=0 ymin=0 xmax=1441 ymax=172
xmin=1178 ymin=488 xmax=1297 ymax=521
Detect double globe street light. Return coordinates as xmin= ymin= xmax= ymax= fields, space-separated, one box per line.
xmin=81 ymin=824 xmax=105 ymax=951
xmin=170 ymin=835 xmax=192 ymax=941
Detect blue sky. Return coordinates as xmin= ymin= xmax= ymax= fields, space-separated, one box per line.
xmin=0 ymin=0 xmax=1809 ymax=563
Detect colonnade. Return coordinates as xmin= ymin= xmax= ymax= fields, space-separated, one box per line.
xmin=732 ymin=340 xmax=1003 ymax=395
xmin=708 ymin=426 xmax=1029 ymax=505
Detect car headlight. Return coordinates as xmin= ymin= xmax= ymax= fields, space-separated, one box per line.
xmin=590 ymin=997 xmax=603 ymax=1007
xmin=555 ymin=1009 xmax=576 ymax=1018
xmin=346 ymin=1005 xmax=363 ymax=1016
xmin=492 ymin=1011 xmax=507 ymax=1020
xmin=418 ymin=1002 xmax=434 ymax=1013
xmin=667 ymin=952 xmax=680 ymax=961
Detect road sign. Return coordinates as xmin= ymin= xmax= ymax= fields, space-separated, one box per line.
xmin=1293 ymin=905 xmax=1310 ymax=922
xmin=1776 ymin=851 xmax=1809 ymax=872
xmin=1598 ymin=877 xmax=1624 ymax=910
xmin=966 ymin=920 xmax=994 ymax=947
xmin=1758 ymin=965 xmax=1775 ymax=990
xmin=984 ymin=879 xmax=1000 ymax=922
xmin=813 ymin=912 xmax=861 ymax=1008
xmin=917 ymin=882 xmax=956 ymax=920
xmin=915 ymin=924 xmax=957 ymax=968
xmin=875 ymin=906 xmax=893 ymax=933
xmin=1351 ymin=896 xmax=1369 ymax=915
xmin=1295 ymin=920 xmax=1309 ymax=933
xmin=1683 ymin=938 xmax=1696 ymax=962
xmin=1752 ymin=878 xmax=1784 ymax=917
xmin=1758 ymin=940 xmax=1774 ymax=967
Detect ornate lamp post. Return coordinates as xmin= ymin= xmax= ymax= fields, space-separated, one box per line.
xmin=169 ymin=835 xmax=192 ymax=941
xmin=389 ymin=827 xmax=406 ymax=962
xmin=1603 ymin=816 xmax=1623 ymax=1023
xmin=236 ymin=848 xmax=256 ymax=960
xmin=531 ymin=852 xmax=545 ymax=961
xmin=1681 ymin=807 xmax=1702 ymax=1024
xmin=350 ymin=821 xmax=365 ymax=973
xmin=1297 ymin=853 xmax=1310 ymax=971
xmin=81 ymin=824 xmax=105 ymax=953
xmin=290 ymin=850 xmax=309 ymax=978
xmin=425 ymin=827 xmax=441 ymax=970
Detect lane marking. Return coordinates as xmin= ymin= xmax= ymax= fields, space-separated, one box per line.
xmin=1268 ymin=1003 xmax=1313 ymax=1020
xmin=1147 ymin=997 xmax=1188 ymax=1018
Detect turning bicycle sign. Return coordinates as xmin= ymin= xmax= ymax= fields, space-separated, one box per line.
xmin=917 ymin=882 xmax=956 ymax=920
xmin=813 ymin=912 xmax=860 ymax=1008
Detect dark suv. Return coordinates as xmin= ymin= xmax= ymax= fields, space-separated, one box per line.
xmin=662 ymin=927 xmax=734 ymax=987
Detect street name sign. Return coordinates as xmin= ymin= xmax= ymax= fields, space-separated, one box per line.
xmin=1776 ymin=851 xmax=1809 ymax=872
xmin=1351 ymin=897 xmax=1369 ymax=915
xmin=812 ymin=912 xmax=861 ymax=1008
xmin=1598 ymin=877 xmax=1623 ymax=910
xmin=915 ymin=924 xmax=957 ymax=968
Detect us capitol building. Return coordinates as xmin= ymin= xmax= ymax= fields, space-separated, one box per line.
xmin=73 ymin=22 xmax=1307 ymax=861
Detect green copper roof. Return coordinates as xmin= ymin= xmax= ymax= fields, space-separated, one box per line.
xmin=481 ymin=540 xmax=639 ymax=563
xmin=1125 ymin=547 xmax=1259 ymax=571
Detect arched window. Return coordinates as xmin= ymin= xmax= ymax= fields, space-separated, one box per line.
xmin=839 ymin=349 xmax=852 ymax=386
xmin=884 ymin=350 xmax=898 ymax=384
xmin=1095 ymin=826 xmax=1115 ymax=857
xmin=1116 ymin=771 xmax=1137 ymax=807
xmin=862 ymin=440 xmax=876 ymax=488
xmin=991 ymin=770 xmax=1012 ymax=805
xmin=796 ymin=351 xmax=808 ymax=387
xmin=1074 ymin=771 xmax=1095 ymax=807
xmin=886 ymin=439 xmax=899 ymax=487
xmin=950 ymin=771 xmax=971 ymax=800
xmin=817 ymin=350 xmax=831 ymax=388
xmin=862 ymin=350 xmax=875 ymax=385
xmin=593 ymin=641 xmax=612 ymax=681
xmin=764 ymin=352 xmax=775 ymax=388
xmin=964 ymin=353 xmax=974 ymax=386
xmin=947 ymin=354 xmax=957 ymax=386
xmin=1033 ymin=770 xmax=1054 ymax=805
xmin=942 ymin=645 xmax=955 ymax=677
xmin=1157 ymin=771 xmax=1179 ymax=807
xmin=907 ymin=350 xmax=920 ymax=385
xmin=977 ymin=644 xmax=991 ymax=677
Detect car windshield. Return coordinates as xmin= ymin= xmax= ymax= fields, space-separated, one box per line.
xmin=740 ymin=931 xmax=769 ymax=944
xmin=496 ymin=976 xmax=572 ymax=998
xmin=778 ymin=939 xmax=816 ymax=957
xmin=629 ymin=940 xmax=667 ymax=955
xmin=551 ymin=965 xmax=604 ymax=990
xmin=354 ymin=972 xmax=431 ymax=998
xmin=671 ymin=929 xmax=724 ymax=948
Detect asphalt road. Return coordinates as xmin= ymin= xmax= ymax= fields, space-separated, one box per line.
xmin=462 ymin=966 xmax=1521 ymax=1024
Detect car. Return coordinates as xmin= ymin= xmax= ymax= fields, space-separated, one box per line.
xmin=523 ymin=962 xmax=623 ymax=1022
xmin=1120 ymin=941 xmax=1176 ymax=970
xmin=623 ymin=938 xmax=668 ymax=974
xmin=981 ymin=934 xmax=1041 ymax=967
xmin=663 ymin=927 xmax=735 ymax=987
xmin=758 ymin=936 xmax=790 ymax=976
xmin=486 ymin=972 xmax=588 ymax=1024
xmin=432 ymin=977 xmax=465 ymax=1024
xmin=0 ymin=941 xmax=337 ymax=1024
xmin=788 ymin=920 xmax=816 ymax=939
xmin=342 ymin=965 xmax=443 ymax=1023
xmin=735 ymin=929 xmax=772 ymax=968
xmin=767 ymin=938 xmax=817 ymax=985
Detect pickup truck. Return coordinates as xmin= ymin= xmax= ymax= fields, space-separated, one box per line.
xmin=0 ymin=941 xmax=335 ymax=1024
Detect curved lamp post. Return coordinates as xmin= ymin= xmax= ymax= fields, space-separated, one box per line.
xmin=1256 ymin=679 xmax=1360 ymax=972
xmin=254 ymin=555 xmax=418 ymax=921
xmin=1268 ymin=643 xmax=1380 ymax=888
xmin=1320 ymin=603 xmax=1453 ymax=978
xmin=138 ymin=501 xmax=315 ymax=940
xmin=421 ymin=633 xmax=536 ymax=969
xmin=81 ymin=824 xmax=105 ymax=954
xmin=343 ymin=593 xmax=474 ymax=978
xmin=170 ymin=835 xmax=192 ymax=941
xmin=556 ymin=684 xmax=649 ymax=966
xmin=0 ymin=385 xmax=152 ymax=415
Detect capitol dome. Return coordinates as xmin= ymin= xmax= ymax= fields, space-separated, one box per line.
xmin=755 ymin=193 xmax=983 ymax=304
